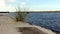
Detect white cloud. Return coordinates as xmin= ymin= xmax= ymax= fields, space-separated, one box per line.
xmin=0 ymin=5 xmax=15 ymax=12
xmin=0 ymin=0 xmax=6 ymax=11
xmin=9 ymin=0 xmax=16 ymax=2
xmin=21 ymin=2 xmax=26 ymax=6
xmin=19 ymin=2 xmax=27 ymax=10
xmin=5 ymin=6 xmax=15 ymax=12
xmin=26 ymin=0 xmax=29 ymax=2
xmin=0 ymin=0 xmax=5 ymax=6
xmin=6 ymin=0 xmax=16 ymax=2
xmin=20 ymin=2 xmax=27 ymax=8
xmin=0 ymin=0 xmax=15 ymax=12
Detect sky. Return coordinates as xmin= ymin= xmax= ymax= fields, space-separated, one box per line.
xmin=0 ymin=0 xmax=60 ymax=12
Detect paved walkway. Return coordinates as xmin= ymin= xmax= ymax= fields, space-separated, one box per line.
xmin=0 ymin=15 xmax=56 ymax=34
xmin=0 ymin=15 xmax=33 ymax=34
xmin=0 ymin=16 xmax=20 ymax=34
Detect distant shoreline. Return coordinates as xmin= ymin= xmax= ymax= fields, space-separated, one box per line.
xmin=0 ymin=11 xmax=60 ymax=13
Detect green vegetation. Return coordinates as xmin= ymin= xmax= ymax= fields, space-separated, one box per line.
xmin=15 ymin=12 xmax=29 ymax=22
xmin=15 ymin=5 xmax=29 ymax=22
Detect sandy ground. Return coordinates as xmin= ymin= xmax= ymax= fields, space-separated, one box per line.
xmin=0 ymin=15 xmax=56 ymax=34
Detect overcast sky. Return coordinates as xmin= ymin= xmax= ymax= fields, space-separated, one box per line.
xmin=0 ymin=0 xmax=60 ymax=12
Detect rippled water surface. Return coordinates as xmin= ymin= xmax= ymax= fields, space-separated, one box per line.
xmin=25 ymin=12 xmax=60 ymax=32
xmin=3 ymin=12 xmax=60 ymax=32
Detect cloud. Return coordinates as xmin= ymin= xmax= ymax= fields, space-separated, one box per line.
xmin=19 ymin=2 xmax=29 ymax=11
xmin=9 ymin=0 xmax=16 ymax=2
xmin=0 ymin=0 xmax=6 ymax=11
xmin=21 ymin=2 xmax=26 ymax=6
xmin=26 ymin=0 xmax=29 ymax=2
xmin=0 ymin=0 xmax=15 ymax=12
xmin=0 ymin=5 xmax=15 ymax=12
xmin=6 ymin=0 xmax=16 ymax=2
xmin=20 ymin=2 xmax=27 ymax=8
xmin=5 ymin=6 xmax=15 ymax=12
xmin=0 ymin=0 xmax=5 ymax=6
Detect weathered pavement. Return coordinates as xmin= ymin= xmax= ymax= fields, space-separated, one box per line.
xmin=0 ymin=15 xmax=56 ymax=34
xmin=0 ymin=16 xmax=20 ymax=34
xmin=0 ymin=15 xmax=33 ymax=34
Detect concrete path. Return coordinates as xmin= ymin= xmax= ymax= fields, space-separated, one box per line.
xmin=0 ymin=15 xmax=56 ymax=34
xmin=0 ymin=15 xmax=33 ymax=34
xmin=0 ymin=16 xmax=21 ymax=34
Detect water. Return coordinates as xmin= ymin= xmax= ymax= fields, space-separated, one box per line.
xmin=3 ymin=12 xmax=60 ymax=32
xmin=4 ymin=12 xmax=16 ymax=18
xmin=25 ymin=12 xmax=60 ymax=32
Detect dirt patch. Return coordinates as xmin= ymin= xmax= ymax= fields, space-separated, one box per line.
xmin=17 ymin=27 xmax=48 ymax=34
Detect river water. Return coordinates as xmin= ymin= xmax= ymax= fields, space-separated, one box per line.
xmin=25 ymin=12 xmax=60 ymax=32
xmin=2 ymin=12 xmax=60 ymax=32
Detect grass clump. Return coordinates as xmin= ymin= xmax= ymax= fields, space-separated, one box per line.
xmin=15 ymin=11 xmax=29 ymax=22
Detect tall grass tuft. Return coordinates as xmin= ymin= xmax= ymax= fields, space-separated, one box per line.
xmin=15 ymin=5 xmax=29 ymax=22
xmin=15 ymin=11 xmax=29 ymax=22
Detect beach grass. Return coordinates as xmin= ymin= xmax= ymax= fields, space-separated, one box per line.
xmin=15 ymin=12 xmax=29 ymax=22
